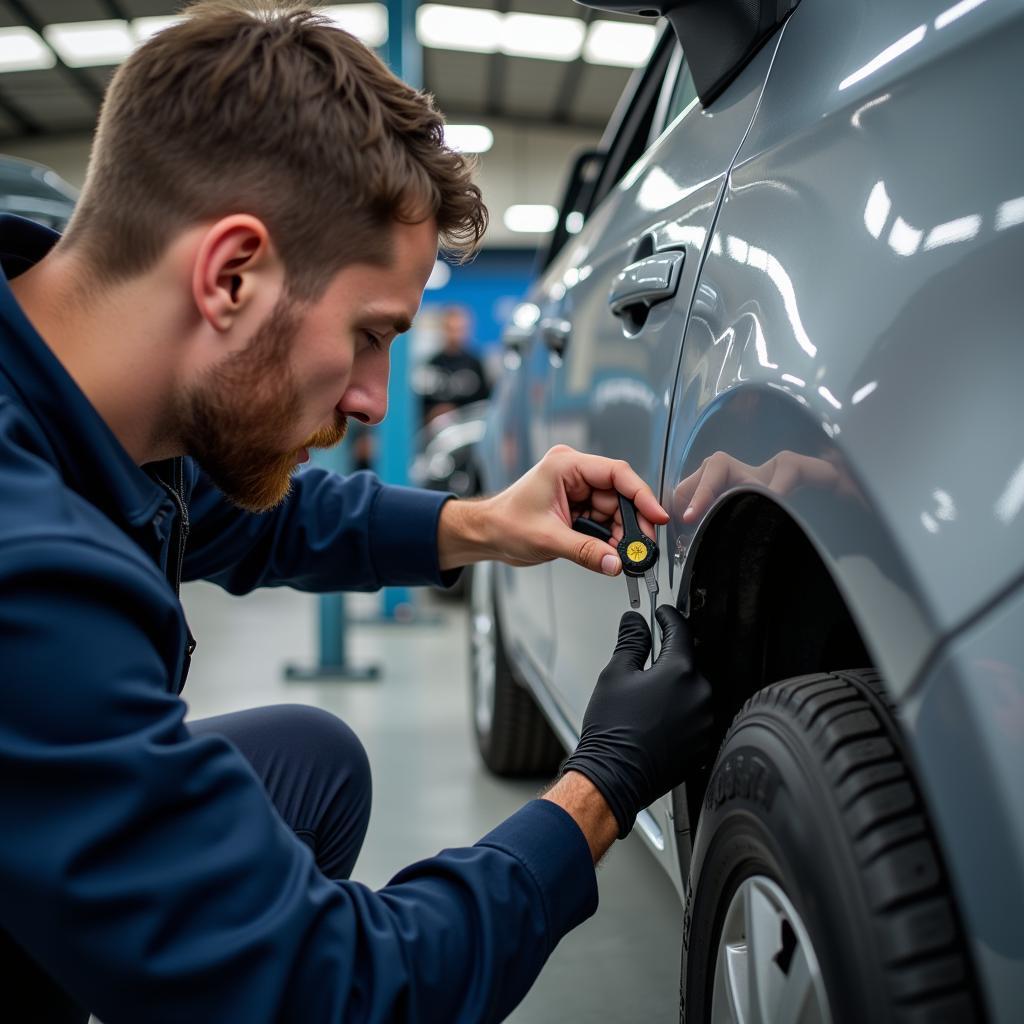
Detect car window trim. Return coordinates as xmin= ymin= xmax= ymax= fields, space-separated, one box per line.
xmin=589 ymin=24 xmax=676 ymax=213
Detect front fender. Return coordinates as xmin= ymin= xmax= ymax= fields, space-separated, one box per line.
xmin=666 ymin=383 xmax=933 ymax=698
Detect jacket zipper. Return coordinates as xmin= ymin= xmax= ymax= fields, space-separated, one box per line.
xmin=165 ymin=459 xmax=197 ymax=687
xmin=167 ymin=481 xmax=191 ymax=598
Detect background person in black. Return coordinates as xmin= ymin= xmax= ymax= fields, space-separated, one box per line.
xmin=418 ymin=305 xmax=491 ymax=424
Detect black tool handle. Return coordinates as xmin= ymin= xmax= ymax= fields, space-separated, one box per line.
xmin=572 ymin=516 xmax=614 ymax=543
xmin=616 ymin=493 xmax=658 ymax=575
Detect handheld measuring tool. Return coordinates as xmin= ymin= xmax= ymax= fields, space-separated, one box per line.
xmin=572 ymin=493 xmax=660 ymax=615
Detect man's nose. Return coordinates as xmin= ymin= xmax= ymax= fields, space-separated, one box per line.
xmin=340 ymin=367 xmax=389 ymax=426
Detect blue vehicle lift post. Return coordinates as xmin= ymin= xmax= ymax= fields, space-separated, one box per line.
xmin=374 ymin=0 xmax=424 ymax=623
xmin=284 ymin=1 xmax=423 ymax=678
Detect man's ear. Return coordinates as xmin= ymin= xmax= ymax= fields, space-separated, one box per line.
xmin=192 ymin=215 xmax=283 ymax=332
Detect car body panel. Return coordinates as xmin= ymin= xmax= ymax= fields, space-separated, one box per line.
xmin=481 ymin=0 xmax=1024 ymax=1011
xmin=0 ymin=157 xmax=77 ymax=231
xmin=487 ymin=26 xmax=785 ymax=877
xmin=903 ymin=579 xmax=1024 ymax=1023
xmin=482 ymin=330 xmax=559 ymax=680
xmin=668 ymin=0 xmax=1024 ymax=700
xmin=543 ymin=31 xmax=780 ymax=733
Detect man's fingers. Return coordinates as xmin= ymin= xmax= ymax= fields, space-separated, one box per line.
xmin=565 ymin=529 xmax=621 ymax=576
xmin=551 ymin=447 xmax=669 ymax=524
xmin=610 ymin=611 xmax=652 ymax=670
xmin=653 ymin=605 xmax=694 ymax=668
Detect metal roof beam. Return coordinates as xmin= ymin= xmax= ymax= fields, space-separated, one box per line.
xmin=0 ymin=86 xmax=42 ymax=136
xmin=99 ymin=0 xmax=132 ymax=18
xmin=443 ymin=106 xmax=607 ymax=132
xmin=485 ymin=0 xmax=508 ymax=119
xmin=552 ymin=6 xmax=595 ymax=123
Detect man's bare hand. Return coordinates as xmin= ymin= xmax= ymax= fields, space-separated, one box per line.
xmin=438 ymin=444 xmax=668 ymax=576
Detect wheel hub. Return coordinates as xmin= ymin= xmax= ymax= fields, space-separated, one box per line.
xmin=469 ymin=559 xmax=497 ymax=737
xmin=710 ymin=875 xmax=832 ymax=1024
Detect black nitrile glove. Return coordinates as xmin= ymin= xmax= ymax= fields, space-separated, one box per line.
xmin=560 ymin=606 xmax=713 ymax=839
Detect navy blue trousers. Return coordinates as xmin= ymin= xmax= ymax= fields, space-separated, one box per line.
xmin=9 ymin=704 xmax=372 ymax=1021
xmin=190 ymin=703 xmax=373 ymax=880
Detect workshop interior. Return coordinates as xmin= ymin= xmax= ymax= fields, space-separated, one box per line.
xmin=0 ymin=0 xmax=1020 ymax=1021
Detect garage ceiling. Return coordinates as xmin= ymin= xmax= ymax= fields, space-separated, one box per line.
xmin=0 ymin=0 xmax=654 ymax=141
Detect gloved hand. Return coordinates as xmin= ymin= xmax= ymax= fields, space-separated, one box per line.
xmin=560 ymin=606 xmax=713 ymax=839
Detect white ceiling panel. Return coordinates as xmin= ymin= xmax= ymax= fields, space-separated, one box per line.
xmin=1 ymin=68 xmax=97 ymax=127
xmin=570 ymin=61 xmax=632 ymax=126
xmin=425 ymin=47 xmax=489 ymax=116
xmin=501 ymin=53 xmax=566 ymax=120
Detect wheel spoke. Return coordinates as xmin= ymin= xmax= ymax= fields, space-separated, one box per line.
xmin=746 ymin=881 xmax=778 ymax=1024
xmin=775 ymin=940 xmax=815 ymax=1024
xmin=709 ymin=877 xmax=832 ymax=1024
xmin=470 ymin=563 xmax=497 ymax=735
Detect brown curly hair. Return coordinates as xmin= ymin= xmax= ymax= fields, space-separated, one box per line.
xmin=63 ymin=0 xmax=487 ymax=298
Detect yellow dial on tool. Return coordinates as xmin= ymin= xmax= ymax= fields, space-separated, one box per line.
xmin=626 ymin=541 xmax=648 ymax=564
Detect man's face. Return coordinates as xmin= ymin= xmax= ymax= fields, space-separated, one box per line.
xmin=442 ymin=309 xmax=469 ymax=351
xmin=179 ymin=218 xmax=438 ymax=511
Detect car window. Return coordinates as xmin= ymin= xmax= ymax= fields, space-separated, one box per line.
xmin=662 ymin=57 xmax=698 ymax=131
xmin=588 ymin=30 xmax=675 ymax=213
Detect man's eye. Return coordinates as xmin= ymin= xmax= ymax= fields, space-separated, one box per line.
xmin=364 ymin=331 xmax=383 ymax=352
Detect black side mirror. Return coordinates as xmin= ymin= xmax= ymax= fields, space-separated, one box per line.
xmin=536 ymin=148 xmax=606 ymax=275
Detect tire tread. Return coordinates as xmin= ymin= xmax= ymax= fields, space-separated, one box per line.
xmin=710 ymin=669 xmax=982 ymax=1023
xmin=470 ymin=581 xmax=564 ymax=777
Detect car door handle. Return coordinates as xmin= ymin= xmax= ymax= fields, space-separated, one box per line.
xmin=540 ymin=317 xmax=571 ymax=357
xmin=608 ymin=251 xmax=685 ymax=319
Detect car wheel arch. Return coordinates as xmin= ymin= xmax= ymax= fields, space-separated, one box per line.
xmin=671 ymin=491 xmax=878 ymax=858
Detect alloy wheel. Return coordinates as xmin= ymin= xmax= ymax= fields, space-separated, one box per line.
xmin=469 ymin=559 xmax=497 ymax=737
xmin=710 ymin=875 xmax=832 ymax=1024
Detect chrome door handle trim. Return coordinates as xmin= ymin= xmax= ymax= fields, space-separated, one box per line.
xmin=608 ymin=251 xmax=685 ymax=318
xmin=539 ymin=317 xmax=572 ymax=355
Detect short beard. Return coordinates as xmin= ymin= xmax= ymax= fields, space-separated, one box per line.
xmin=177 ymin=296 xmax=347 ymax=513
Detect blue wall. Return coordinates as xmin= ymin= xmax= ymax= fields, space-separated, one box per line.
xmin=422 ymin=247 xmax=536 ymax=354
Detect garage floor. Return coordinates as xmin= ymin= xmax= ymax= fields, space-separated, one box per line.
xmin=179 ymin=580 xmax=683 ymax=1022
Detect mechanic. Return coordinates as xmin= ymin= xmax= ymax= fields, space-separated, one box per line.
xmin=0 ymin=3 xmax=712 ymax=1022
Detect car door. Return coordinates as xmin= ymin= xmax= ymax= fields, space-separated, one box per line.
xmin=544 ymin=30 xmax=783 ymax=732
xmin=487 ymin=318 xmax=559 ymax=685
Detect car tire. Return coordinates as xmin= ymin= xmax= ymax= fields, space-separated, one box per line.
xmin=681 ymin=669 xmax=980 ymax=1024
xmin=468 ymin=560 xmax=564 ymax=777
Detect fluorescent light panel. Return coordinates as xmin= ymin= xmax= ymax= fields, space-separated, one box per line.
xmin=443 ymin=124 xmax=493 ymax=153
xmin=419 ymin=5 xmax=642 ymax=65
xmin=504 ymin=204 xmax=558 ymax=234
xmin=501 ymin=13 xmax=584 ymax=62
xmin=132 ymin=16 xmax=184 ymax=44
xmin=0 ymin=27 xmax=55 ymax=72
xmin=417 ymin=5 xmax=501 ymax=54
xmin=321 ymin=4 xmax=388 ymax=48
xmin=583 ymin=20 xmax=657 ymax=68
xmin=44 ymin=19 xmax=134 ymax=68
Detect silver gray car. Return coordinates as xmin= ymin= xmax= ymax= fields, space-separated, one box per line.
xmin=469 ymin=0 xmax=1023 ymax=1020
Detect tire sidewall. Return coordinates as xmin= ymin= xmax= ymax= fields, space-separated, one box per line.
xmin=468 ymin=559 xmax=498 ymax=755
xmin=683 ymin=713 xmax=886 ymax=1024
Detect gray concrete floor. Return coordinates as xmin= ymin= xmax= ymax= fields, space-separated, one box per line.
xmin=180 ymin=581 xmax=683 ymax=1022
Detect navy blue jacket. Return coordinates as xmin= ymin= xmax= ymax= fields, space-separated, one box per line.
xmin=0 ymin=216 xmax=598 ymax=1022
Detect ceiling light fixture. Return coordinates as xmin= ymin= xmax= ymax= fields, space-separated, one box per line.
xmin=132 ymin=16 xmax=184 ymax=44
xmin=417 ymin=5 xmax=501 ymax=54
xmin=443 ymin=124 xmax=494 ymax=153
xmin=583 ymin=20 xmax=657 ymax=68
xmin=44 ymin=19 xmax=134 ymax=68
xmin=504 ymin=204 xmax=558 ymax=234
xmin=321 ymin=4 xmax=389 ymax=48
xmin=501 ymin=13 xmax=584 ymax=62
xmin=0 ymin=27 xmax=55 ymax=73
